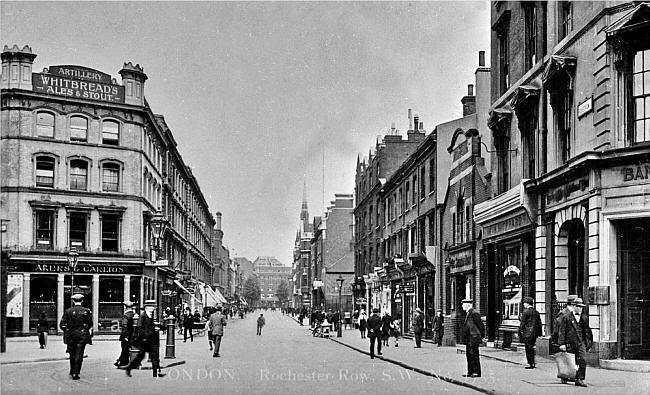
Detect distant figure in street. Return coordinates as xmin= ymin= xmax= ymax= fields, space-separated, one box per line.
xmin=208 ymin=305 xmax=227 ymax=357
xmin=412 ymin=308 xmax=424 ymax=348
xmin=114 ymin=301 xmax=135 ymax=367
xmin=556 ymin=295 xmax=593 ymax=387
xmin=37 ymin=312 xmax=49 ymax=349
xmin=367 ymin=308 xmax=383 ymax=359
xmin=358 ymin=310 xmax=367 ymax=339
xmin=257 ymin=314 xmax=266 ymax=336
xmin=518 ymin=296 xmax=543 ymax=369
xmin=353 ymin=310 xmax=359 ymax=329
xmin=60 ymin=294 xmax=93 ymax=380
xmin=381 ymin=312 xmax=392 ymax=347
xmin=391 ymin=314 xmax=401 ymax=347
xmin=183 ymin=307 xmax=194 ymax=342
xmin=461 ymin=298 xmax=485 ymax=378
xmin=125 ymin=300 xmax=164 ymax=378
xmin=433 ymin=310 xmax=444 ymax=347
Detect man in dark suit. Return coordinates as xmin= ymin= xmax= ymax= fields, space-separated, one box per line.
xmin=209 ymin=305 xmax=227 ymax=357
xmin=367 ymin=308 xmax=383 ymax=359
xmin=556 ymin=295 xmax=593 ymax=387
xmin=433 ymin=310 xmax=444 ymax=346
xmin=182 ymin=307 xmax=194 ymax=342
xmin=60 ymin=293 xmax=93 ymax=380
xmin=412 ymin=308 xmax=425 ymax=348
xmin=519 ymin=296 xmax=543 ymax=369
xmin=125 ymin=300 xmax=165 ymax=378
xmin=461 ymin=298 xmax=485 ymax=378
xmin=115 ymin=301 xmax=135 ymax=367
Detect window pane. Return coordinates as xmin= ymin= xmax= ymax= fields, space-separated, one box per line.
xmin=102 ymin=121 xmax=119 ymax=145
xmin=102 ymin=164 xmax=119 ymax=192
xmin=69 ymin=213 xmax=86 ymax=250
xmin=646 ymin=97 xmax=650 ymax=117
xmin=635 ymin=50 xmax=643 ymax=71
xmin=634 ymin=73 xmax=643 ymax=96
xmin=35 ymin=157 xmax=55 ymax=187
xmin=36 ymin=211 xmax=53 ymax=249
xmin=36 ymin=112 xmax=55 ymax=138
xmin=644 ymin=49 xmax=650 ymax=70
xmin=636 ymin=98 xmax=645 ymax=121
xmin=644 ymin=72 xmax=650 ymax=94
xmin=70 ymin=116 xmax=87 ymax=141
xmin=70 ymin=161 xmax=87 ymax=190
xmin=636 ymin=120 xmax=645 ymax=142
xmin=102 ymin=215 xmax=119 ymax=252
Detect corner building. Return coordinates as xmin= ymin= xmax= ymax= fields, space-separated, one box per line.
xmin=1 ymin=45 xmax=216 ymax=335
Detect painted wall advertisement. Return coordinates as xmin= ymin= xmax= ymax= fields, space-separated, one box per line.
xmin=7 ymin=274 xmax=23 ymax=317
xmin=32 ymin=65 xmax=125 ymax=103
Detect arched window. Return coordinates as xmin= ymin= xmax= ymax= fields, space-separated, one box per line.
xmin=102 ymin=162 xmax=120 ymax=192
xmin=69 ymin=159 xmax=88 ymax=190
xmin=102 ymin=120 xmax=120 ymax=145
xmin=70 ymin=116 xmax=88 ymax=142
xmin=35 ymin=156 xmax=55 ymax=187
xmin=36 ymin=112 xmax=55 ymax=138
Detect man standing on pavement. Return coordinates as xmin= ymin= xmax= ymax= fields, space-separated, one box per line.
xmin=59 ymin=293 xmax=93 ymax=380
xmin=518 ymin=296 xmax=543 ymax=369
xmin=208 ymin=305 xmax=227 ymax=357
xmin=412 ymin=308 xmax=424 ymax=348
xmin=461 ymin=298 xmax=484 ymax=378
xmin=257 ymin=313 xmax=265 ymax=336
xmin=556 ymin=295 xmax=593 ymax=387
xmin=182 ymin=307 xmax=194 ymax=342
xmin=125 ymin=300 xmax=164 ymax=378
xmin=115 ymin=301 xmax=135 ymax=368
xmin=433 ymin=310 xmax=444 ymax=347
xmin=367 ymin=308 xmax=383 ymax=359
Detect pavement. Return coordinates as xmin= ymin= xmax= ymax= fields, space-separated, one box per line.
xmin=296 ymin=320 xmax=650 ymax=395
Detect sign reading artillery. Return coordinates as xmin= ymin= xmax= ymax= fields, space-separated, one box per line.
xmin=33 ymin=65 xmax=125 ymax=103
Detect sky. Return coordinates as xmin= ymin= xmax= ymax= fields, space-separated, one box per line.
xmin=1 ymin=1 xmax=491 ymax=266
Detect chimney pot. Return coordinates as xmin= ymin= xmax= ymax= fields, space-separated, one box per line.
xmin=413 ymin=113 xmax=419 ymax=131
xmin=419 ymin=122 xmax=423 ymax=130
xmin=468 ymin=84 xmax=474 ymax=96
xmin=479 ymin=51 xmax=485 ymax=67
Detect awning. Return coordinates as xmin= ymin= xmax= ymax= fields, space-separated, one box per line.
xmin=173 ymin=280 xmax=203 ymax=304
xmin=204 ymin=284 xmax=227 ymax=305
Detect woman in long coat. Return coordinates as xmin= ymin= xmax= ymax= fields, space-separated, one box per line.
xmin=358 ymin=310 xmax=367 ymax=339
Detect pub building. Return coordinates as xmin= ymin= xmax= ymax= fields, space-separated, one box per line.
xmin=1 ymin=45 xmax=216 ymax=335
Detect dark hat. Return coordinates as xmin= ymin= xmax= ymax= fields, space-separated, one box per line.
xmin=216 ymin=304 xmax=223 ymax=310
xmin=461 ymin=298 xmax=473 ymax=304
xmin=143 ymin=299 xmax=156 ymax=307
xmin=415 ymin=307 xmax=422 ymax=313
xmin=123 ymin=301 xmax=134 ymax=308
xmin=372 ymin=308 xmax=379 ymax=313
xmin=567 ymin=295 xmax=585 ymax=307
xmin=71 ymin=293 xmax=84 ymax=301
xmin=523 ymin=296 xmax=534 ymax=305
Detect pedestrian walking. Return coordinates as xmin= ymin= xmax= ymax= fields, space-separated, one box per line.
xmin=358 ymin=310 xmax=367 ymax=339
xmin=433 ymin=310 xmax=444 ymax=346
xmin=518 ymin=296 xmax=543 ymax=369
xmin=208 ymin=305 xmax=227 ymax=357
xmin=367 ymin=308 xmax=383 ymax=359
xmin=205 ymin=307 xmax=215 ymax=351
xmin=59 ymin=293 xmax=93 ymax=380
xmin=461 ymin=298 xmax=485 ymax=378
xmin=412 ymin=308 xmax=424 ymax=348
xmin=257 ymin=313 xmax=266 ymax=336
xmin=381 ymin=312 xmax=392 ymax=347
xmin=114 ymin=301 xmax=135 ymax=368
xmin=125 ymin=300 xmax=164 ymax=378
xmin=182 ymin=307 xmax=194 ymax=342
xmin=391 ymin=314 xmax=401 ymax=347
xmin=37 ymin=312 xmax=49 ymax=349
xmin=555 ymin=295 xmax=593 ymax=387
xmin=353 ymin=309 xmax=359 ymax=329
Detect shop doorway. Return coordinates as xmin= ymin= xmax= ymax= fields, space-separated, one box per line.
xmin=619 ymin=218 xmax=650 ymax=360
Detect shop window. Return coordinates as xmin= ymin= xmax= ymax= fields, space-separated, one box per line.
xmin=29 ymin=276 xmax=57 ymax=332
xmin=69 ymin=159 xmax=88 ymax=191
xmin=69 ymin=212 xmax=87 ymax=250
xmin=524 ymin=4 xmax=538 ymax=69
xmin=35 ymin=210 xmax=54 ymax=249
xmin=64 ymin=275 xmax=92 ymax=310
xmin=632 ymin=49 xmax=650 ymax=143
xmin=70 ymin=116 xmax=88 ymax=142
xmin=101 ymin=214 xmax=120 ymax=252
xmin=35 ymin=156 xmax=55 ymax=187
xmin=36 ymin=111 xmax=55 ymax=138
xmin=102 ymin=120 xmax=120 ymax=145
xmin=102 ymin=162 xmax=120 ymax=192
xmin=99 ymin=277 xmax=124 ymax=332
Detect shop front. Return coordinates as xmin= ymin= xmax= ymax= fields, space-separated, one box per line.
xmin=7 ymin=253 xmax=144 ymax=335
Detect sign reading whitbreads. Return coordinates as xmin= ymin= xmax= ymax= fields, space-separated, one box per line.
xmin=32 ymin=65 xmax=125 ymax=103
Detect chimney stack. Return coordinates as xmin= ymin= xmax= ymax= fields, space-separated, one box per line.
xmin=461 ymin=85 xmax=477 ymax=117
xmin=468 ymin=84 xmax=474 ymax=96
xmin=419 ymin=122 xmax=424 ymax=130
xmin=391 ymin=122 xmax=396 ymax=134
xmin=413 ymin=113 xmax=419 ymax=132
xmin=216 ymin=211 xmax=222 ymax=231
xmin=479 ymin=51 xmax=486 ymax=67
xmin=408 ymin=109 xmax=412 ymax=130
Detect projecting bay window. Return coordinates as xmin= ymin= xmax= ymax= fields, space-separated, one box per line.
xmin=69 ymin=212 xmax=87 ymax=250
xmin=35 ymin=210 xmax=54 ymax=249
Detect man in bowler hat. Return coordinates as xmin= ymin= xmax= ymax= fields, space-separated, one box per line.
xmin=461 ymin=298 xmax=485 ymax=378
xmin=556 ymin=295 xmax=593 ymax=387
xmin=518 ymin=296 xmax=543 ymax=369
xmin=366 ymin=308 xmax=383 ymax=359
xmin=115 ymin=301 xmax=135 ymax=367
xmin=60 ymin=293 xmax=93 ymax=380
xmin=125 ymin=300 xmax=165 ymax=378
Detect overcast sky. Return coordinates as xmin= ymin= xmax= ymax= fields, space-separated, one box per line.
xmin=1 ymin=1 xmax=490 ymax=266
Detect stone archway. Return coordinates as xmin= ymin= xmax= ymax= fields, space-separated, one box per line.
xmin=554 ymin=205 xmax=588 ymax=303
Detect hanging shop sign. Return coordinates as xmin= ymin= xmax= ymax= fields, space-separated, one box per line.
xmin=7 ymin=274 xmax=23 ymax=318
xmin=33 ymin=65 xmax=125 ymax=103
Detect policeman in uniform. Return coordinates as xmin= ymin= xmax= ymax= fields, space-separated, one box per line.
xmin=125 ymin=300 xmax=165 ymax=378
xmin=114 ymin=301 xmax=135 ymax=367
xmin=59 ymin=293 xmax=93 ymax=380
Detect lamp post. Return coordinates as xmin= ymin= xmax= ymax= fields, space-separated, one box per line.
xmin=336 ymin=275 xmax=344 ymax=338
xmin=150 ymin=210 xmax=169 ymax=321
xmin=67 ymin=247 xmax=79 ymax=304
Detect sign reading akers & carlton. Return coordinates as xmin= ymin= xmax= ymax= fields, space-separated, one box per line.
xmin=32 ymin=65 xmax=125 ymax=103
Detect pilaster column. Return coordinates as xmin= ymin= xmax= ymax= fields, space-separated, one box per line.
xmin=124 ymin=275 xmax=131 ymax=303
xmin=92 ymin=274 xmax=99 ymax=331
xmin=22 ymin=273 xmax=30 ymax=333
xmin=57 ymin=273 xmax=65 ymax=334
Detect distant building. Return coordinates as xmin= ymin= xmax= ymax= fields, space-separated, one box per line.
xmin=253 ymin=256 xmax=290 ymax=306
xmin=292 ymin=184 xmax=313 ymax=310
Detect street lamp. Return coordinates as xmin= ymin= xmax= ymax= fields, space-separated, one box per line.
xmin=67 ymin=247 xmax=79 ymax=304
xmin=336 ymin=275 xmax=344 ymax=338
xmin=150 ymin=209 xmax=169 ymax=320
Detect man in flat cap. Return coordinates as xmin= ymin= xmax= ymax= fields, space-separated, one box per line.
xmin=461 ymin=298 xmax=484 ymax=378
xmin=519 ymin=296 xmax=543 ymax=369
xmin=556 ymin=295 xmax=593 ymax=387
xmin=125 ymin=300 xmax=164 ymax=378
xmin=412 ymin=307 xmax=424 ymax=348
xmin=115 ymin=301 xmax=135 ymax=368
xmin=59 ymin=293 xmax=92 ymax=380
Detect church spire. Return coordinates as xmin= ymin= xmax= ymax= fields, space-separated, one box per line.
xmin=300 ymin=180 xmax=309 ymax=222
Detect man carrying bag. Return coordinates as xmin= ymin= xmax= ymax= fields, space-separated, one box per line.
xmin=555 ymin=295 xmax=593 ymax=387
